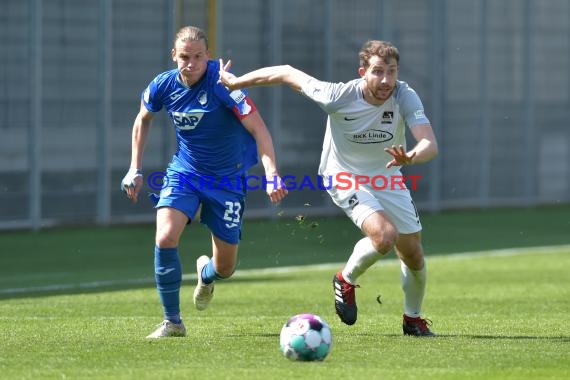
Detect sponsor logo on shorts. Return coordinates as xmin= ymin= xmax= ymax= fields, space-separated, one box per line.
xmin=348 ymin=194 xmax=359 ymax=209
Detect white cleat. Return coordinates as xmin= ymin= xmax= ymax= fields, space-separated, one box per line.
xmin=146 ymin=320 xmax=186 ymax=339
xmin=193 ymin=255 xmax=215 ymax=311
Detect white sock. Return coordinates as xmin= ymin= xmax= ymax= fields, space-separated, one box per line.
xmin=401 ymin=260 xmax=427 ymax=318
xmin=342 ymin=237 xmax=386 ymax=284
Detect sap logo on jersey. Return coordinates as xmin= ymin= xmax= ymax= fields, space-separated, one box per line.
xmin=171 ymin=111 xmax=204 ymax=130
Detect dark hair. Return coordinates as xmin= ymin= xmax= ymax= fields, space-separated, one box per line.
xmin=359 ymin=40 xmax=399 ymax=69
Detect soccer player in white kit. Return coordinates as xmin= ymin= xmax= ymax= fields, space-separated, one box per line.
xmin=218 ymin=40 xmax=438 ymax=336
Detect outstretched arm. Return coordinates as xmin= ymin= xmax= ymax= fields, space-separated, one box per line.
xmin=219 ymin=59 xmax=312 ymax=93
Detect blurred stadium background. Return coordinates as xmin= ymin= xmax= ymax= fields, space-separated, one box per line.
xmin=1 ymin=0 xmax=569 ymax=230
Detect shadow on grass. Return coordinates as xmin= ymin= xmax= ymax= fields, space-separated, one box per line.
xmin=351 ymin=332 xmax=570 ymax=341
xmin=225 ymin=331 xmax=570 ymax=342
xmin=452 ymin=334 xmax=570 ymax=341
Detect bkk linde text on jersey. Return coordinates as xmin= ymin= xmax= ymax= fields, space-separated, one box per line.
xmin=350 ymin=129 xmax=394 ymax=143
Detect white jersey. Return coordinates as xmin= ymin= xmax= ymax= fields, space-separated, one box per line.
xmin=300 ymin=77 xmax=430 ymax=178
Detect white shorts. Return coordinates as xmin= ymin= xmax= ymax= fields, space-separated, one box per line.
xmin=327 ymin=181 xmax=422 ymax=234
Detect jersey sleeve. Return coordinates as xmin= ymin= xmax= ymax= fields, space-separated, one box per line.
xmin=228 ymin=89 xmax=258 ymax=120
xmin=300 ymin=77 xmax=357 ymax=114
xmin=396 ymin=82 xmax=430 ymax=127
xmin=141 ymin=76 xmax=164 ymax=113
xmin=215 ymin=82 xmax=258 ymax=120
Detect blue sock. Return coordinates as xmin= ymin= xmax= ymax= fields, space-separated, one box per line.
xmin=154 ymin=246 xmax=182 ymax=324
xmin=201 ymin=259 xmax=225 ymax=284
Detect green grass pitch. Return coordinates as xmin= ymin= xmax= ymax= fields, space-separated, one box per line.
xmin=0 ymin=206 xmax=569 ymax=379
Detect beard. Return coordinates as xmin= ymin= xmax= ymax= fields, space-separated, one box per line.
xmin=369 ymin=85 xmax=394 ymax=102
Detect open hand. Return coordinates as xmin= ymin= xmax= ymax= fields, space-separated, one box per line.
xmin=384 ymin=145 xmax=416 ymax=168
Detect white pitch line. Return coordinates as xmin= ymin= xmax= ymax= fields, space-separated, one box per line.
xmin=0 ymin=277 xmax=155 ymax=295
xmin=232 ymin=244 xmax=570 ymax=277
xmin=1 ymin=244 xmax=568 ymax=296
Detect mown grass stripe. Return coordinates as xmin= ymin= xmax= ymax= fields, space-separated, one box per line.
xmin=1 ymin=244 xmax=568 ymax=296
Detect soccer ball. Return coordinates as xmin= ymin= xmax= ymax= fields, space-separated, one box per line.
xmin=279 ymin=313 xmax=332 ymax=361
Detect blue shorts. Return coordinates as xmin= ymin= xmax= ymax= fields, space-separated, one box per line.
xmin=153 ymin=170 xmax=246 ymax=244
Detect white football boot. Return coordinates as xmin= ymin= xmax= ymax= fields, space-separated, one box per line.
xmin=193 ymin=255 xmax=215 ymax=310
xmin=146 ymin=320 xmax=186 ymax=339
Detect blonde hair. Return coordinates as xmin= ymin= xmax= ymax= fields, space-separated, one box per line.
xmin=173 ymin=26 xmax=208 ymax=49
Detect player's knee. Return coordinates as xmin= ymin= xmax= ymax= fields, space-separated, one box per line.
xmin=396 ymin=233 xmax=425 ymax=270
xmin=371 ymin=237 xmax=396 ymax=254
xmin=155 ymin=231 xmax=179 ymax=249
xmin=370 ymin=225 xmax=398 ymax=254
xmin=401 ymin=249 xmax=425 ymax=271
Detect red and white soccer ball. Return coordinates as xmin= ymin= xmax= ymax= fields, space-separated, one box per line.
xmin=279 ymin=313 xmax=332 ymax=361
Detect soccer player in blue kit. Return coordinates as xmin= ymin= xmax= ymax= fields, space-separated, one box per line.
xmin=219 ymin=40 xmax=438 ymax=336
xmin=121 ymin=26 xmax=288 ymax=338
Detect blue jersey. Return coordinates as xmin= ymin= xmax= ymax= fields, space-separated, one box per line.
xmin=142 ymin=60 xmax=258 ymax=177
